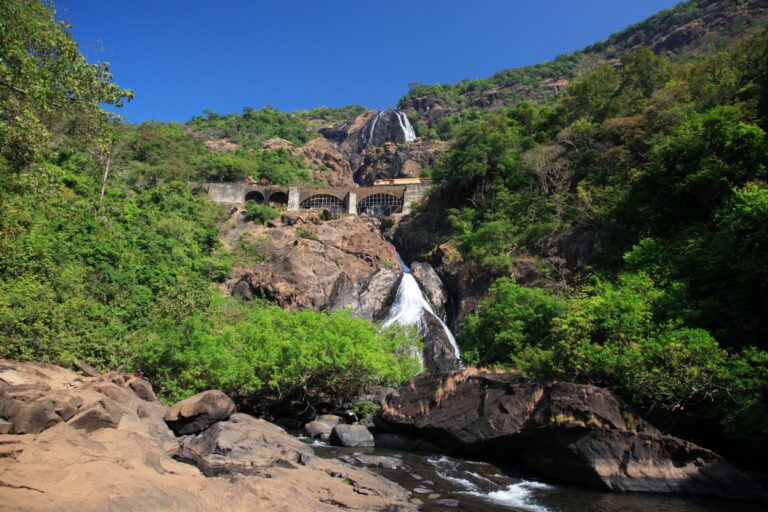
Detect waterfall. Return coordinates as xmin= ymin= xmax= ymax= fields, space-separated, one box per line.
xmin=383 ymin=255 xmax=461 ymax=361
xmin=366 ymin=111 xmax=383 ymax=145
xmin=395 ymin=110 xmax=417 ymax=142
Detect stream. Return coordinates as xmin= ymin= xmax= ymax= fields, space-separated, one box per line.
xmin=300 ymin=440 xmax=762 ymax=512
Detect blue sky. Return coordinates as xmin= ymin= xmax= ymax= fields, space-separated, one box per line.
xmin=58 ymin=0 xmax=681 ymax=123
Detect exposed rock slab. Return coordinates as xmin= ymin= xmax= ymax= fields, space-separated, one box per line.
xmin=182 ymin=413 xmax=314 ymax=475
xmin=227 ymin=214 xmax=399 ymax=312
xmin=376 ymin=370 xmax=768 ymax=501
xmin=0 ymin=360 xmax=417 ymax=511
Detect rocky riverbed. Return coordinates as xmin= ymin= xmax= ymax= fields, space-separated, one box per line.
xmin=0 ymin=360 xmax=416 ymax=511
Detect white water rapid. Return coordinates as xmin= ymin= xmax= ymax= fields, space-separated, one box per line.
xmin=395 ymin=110 xmax=417 ymax=142
xmin=382 ymin=255 xmax=461 ymax=361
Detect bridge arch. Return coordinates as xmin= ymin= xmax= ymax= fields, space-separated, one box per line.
xmin=357 ymin=193 xmax=403 ymax=217
xmin=245 ymin=190 xmax=265 ymax=203
xmin=269 ymin=191 xmax=288 ymax=206
xmin=300 ymin=194 xmax=344 ymax=214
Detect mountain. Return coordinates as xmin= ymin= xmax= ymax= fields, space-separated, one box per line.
xmin=398 ymin=0 xmax=768 ymax=129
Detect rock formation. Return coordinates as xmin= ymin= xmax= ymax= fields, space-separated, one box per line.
xmin=375 ymin=369 xmax=768 ymax=501
xmin=0 ymin=360 xmax=417 ymax=511
xmin=354 ymin=139 xmax=444 ymax=185
xmin=225 ymin=212 xmax=400 ymax=312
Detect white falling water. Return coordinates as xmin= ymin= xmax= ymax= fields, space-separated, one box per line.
xmin=395 ymin=110 xmax=417 ymax=142
xmin=367 ymin=111 xmax=383 ymax=144
xmin=383 ymin=256 xmax=461 ymax=361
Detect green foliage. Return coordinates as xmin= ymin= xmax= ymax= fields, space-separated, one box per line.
xmin=350 ymin=400 xmax=380 ymax=418
xmin=187 ymin=106 xmax=314 ymax=148
xmin=134 ymin=299 xmax=422 ymax=402
xmin=0 ymin=0 xmax=133 ymax=168
xmin=294 ymin=105 xmax=367 ymax=124
xmin=243 ymin=201 xmax=280 ymax=224
xmin=460 ymin=278 xmax=564 ymax=367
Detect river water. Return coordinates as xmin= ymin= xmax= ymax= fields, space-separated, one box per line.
xmin=302 ymin=440 xmax=762 ymax=512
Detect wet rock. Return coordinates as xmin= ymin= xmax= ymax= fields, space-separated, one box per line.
xmin=376 ymin=370 xmax=768 ymax=501
xmin=305 ymin=420 xmax=333 ymax=440
xmin=410 ymin=262 xmax=448 ymax=319
xmin=328 ymin=268 xmax=402 ymax=322
xmin=373 ymin=433 xmax=443 ymax=453
xmin=435 ymin=498 xmax=460 ymax=507
xmin=330 ymin=424 xmax=374 ymax=447
xmin=421 ymin=313 xmax=462 ymax=374
xmin=352 ymin=454 xmax=402 ymax=470
xmin=164 ymin=390 xmax=236 ymax=435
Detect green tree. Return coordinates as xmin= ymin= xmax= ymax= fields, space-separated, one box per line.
xmin=0 ymin=0 xmax=132 ymax=169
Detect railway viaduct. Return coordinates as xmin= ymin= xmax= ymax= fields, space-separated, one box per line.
xmin=205 ymin=180 xmax=429 ymax=216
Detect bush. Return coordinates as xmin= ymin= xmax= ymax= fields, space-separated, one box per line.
xmin=133 ymin=298 xmax=422 ymax=402
xmin=244 ymin=201 xmax=280 ymax=224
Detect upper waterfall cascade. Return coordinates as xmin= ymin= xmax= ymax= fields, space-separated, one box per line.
xmin=362 ymin=109 xmax=417 ymax=146
xmin=395 ymin=111 xmax=417 ymax=142
xmin=383 ymin=256 xmax=461 ymax=362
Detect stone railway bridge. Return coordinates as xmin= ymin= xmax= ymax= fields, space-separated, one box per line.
xmin=206 ymin=181 xmax=429 ymax=216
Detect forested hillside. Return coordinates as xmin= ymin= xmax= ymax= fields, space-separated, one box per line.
xmin=402 ymin=22 xmax=768 ymax=464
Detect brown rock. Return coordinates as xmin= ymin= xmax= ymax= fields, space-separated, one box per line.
xmin=0 ymin=360 xmax=416 ymax=511
xmin=68 ymin=399 xmax=123 ymax=433
xmin=376 ymin=370 xmax=768 ymax=501
xmin=184 ymin=413 xmax=314 ymax=475
xmin=304 ymin=420 xmax=333 ymax=440
xmin=0 ymin=419 xmax=13 ymax=434
xmin=164 ymin=390 xmax=236 ymax=435
xmin=228 ymin=215 xmax=398 ymax=311
xmin=128 ymin=378 xmax=157 ymax=402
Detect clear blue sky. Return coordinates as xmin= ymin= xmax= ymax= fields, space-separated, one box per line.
xmin=58 ymin=0 xmax=681 ymax=123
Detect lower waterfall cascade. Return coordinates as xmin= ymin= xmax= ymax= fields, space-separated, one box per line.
xmin=382 ymin=255 xmax=461 ymax=364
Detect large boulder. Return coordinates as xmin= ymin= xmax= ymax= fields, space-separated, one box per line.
xmin=410 ymin=262 xmax=448 ymax=320
xmin=421 ymin=313 xmax=462 ymax=374
xmin=328 ymin=268 xmax=402 ymax=322
xmin=164 ymin=390 xmax=236 ymax=435
xmin=182 ymin=413 xmax=314 ymax=476
xmin=304 ymin=420 xmax=333 ymax=441
xmin=330 ymin=424 xmax=374 ymax=447
xmin=376 ymin=370 xmax=768 ymax=501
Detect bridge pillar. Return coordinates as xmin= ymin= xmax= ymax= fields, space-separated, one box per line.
xmin=346 ymin=192 xmax=357 ymax=216
xmin=287 ymin=187 xmax=300 ymax=211
xmin=402 ymin=184 xmax=425 ymax=215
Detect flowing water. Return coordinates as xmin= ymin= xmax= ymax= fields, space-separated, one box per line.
xmin=305 ymin=442 xmax=762 ymax=512
xmin=382 ymin=255 xmax=461 ymax=361
xmin=396 ymin=110 xmax=417 ymax=142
